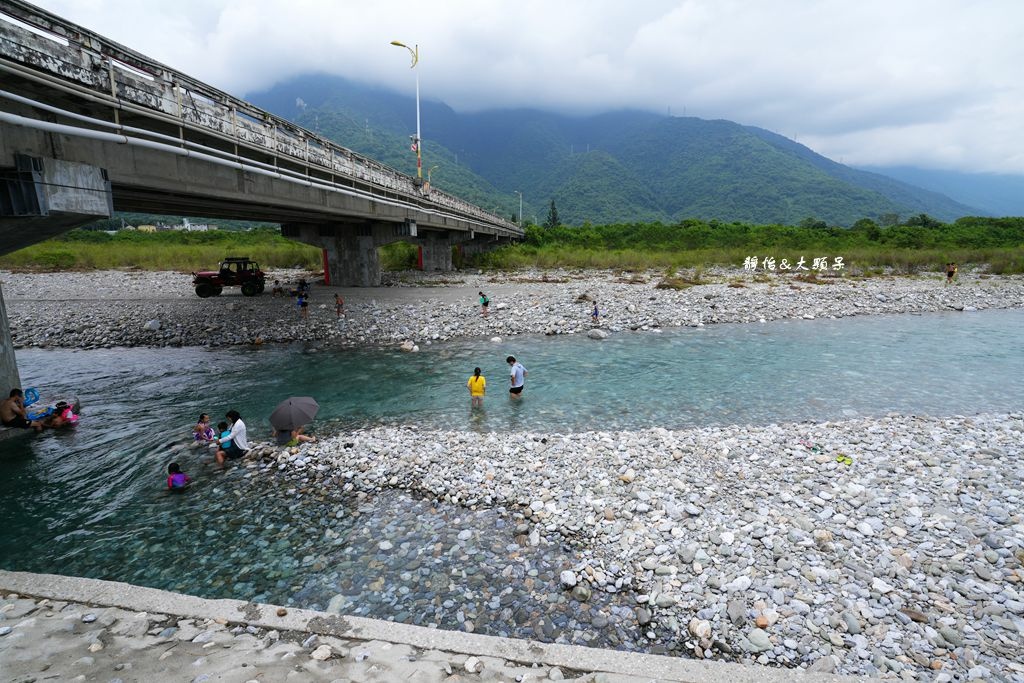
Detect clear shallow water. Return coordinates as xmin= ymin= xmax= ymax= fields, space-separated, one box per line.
xmin=0 ymin=309 xmax=1021 ymax=646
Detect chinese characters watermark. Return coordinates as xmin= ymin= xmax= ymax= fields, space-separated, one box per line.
xmin=742 ymin=256 xmax=844 ymax=272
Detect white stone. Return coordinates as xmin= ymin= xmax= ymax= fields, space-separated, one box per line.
xmin=688 ymin=618 xmax=712 ymax=640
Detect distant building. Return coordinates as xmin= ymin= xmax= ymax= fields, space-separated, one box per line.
xmin=167 ymin=218 xmax=213 ymax=231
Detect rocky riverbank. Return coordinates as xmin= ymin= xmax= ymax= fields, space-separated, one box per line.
xmin=245 ymin=412 xmax=1024 ymax=681
xmin=3 ymin=268 xmax=1023 ymax=349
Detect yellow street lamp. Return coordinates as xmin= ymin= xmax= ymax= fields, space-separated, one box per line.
xmin=427 ymin=165 xmax=439 ymax=183
xmin=390 ymin=40 xmax=422 ymax=182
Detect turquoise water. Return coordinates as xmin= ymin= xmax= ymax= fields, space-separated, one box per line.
xmin=0 ymin=309 xmax=1021 ymax=641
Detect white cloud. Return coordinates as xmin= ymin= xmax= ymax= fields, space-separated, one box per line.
xmin=19 ymin=0 xmax=1024 ymax=173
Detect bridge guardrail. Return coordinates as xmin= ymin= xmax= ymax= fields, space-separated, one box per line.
xmin=0 ymin=0 xmax=521 ymax=238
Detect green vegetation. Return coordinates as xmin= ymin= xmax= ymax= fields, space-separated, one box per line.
xmin=3 ymin=216 xmax=1022 ymax=275
xmin=473 ymin=216 xmax=1024 ymax=274
xmin=0 ymin=227 xmax=321 ymax=271
xmin=379 ymin=241 xmax=419 ymax=271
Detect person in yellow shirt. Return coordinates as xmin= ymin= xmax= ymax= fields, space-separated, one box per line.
xmin=467 ymin=367 xmax=486 ymax=407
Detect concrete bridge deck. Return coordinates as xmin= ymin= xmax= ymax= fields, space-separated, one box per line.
xmin=0 ymin=0 xmax=521 ymax=276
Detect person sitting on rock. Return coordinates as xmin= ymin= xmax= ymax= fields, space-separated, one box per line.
xmin=274 ymin=426 xmax=316 ymax=447
xmin=215 ymin=410 xmax=249 ymax=466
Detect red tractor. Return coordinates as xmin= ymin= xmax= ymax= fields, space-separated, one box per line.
xmin=192 ymin=257 xmax=266 ymax=297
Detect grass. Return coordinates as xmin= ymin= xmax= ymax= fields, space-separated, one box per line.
xmin=0 ymin=230 xmax=322 ymax=272
xmin=472 ymin=245 xmax=1024 ymax=275
xmin=3 ymin=227 xmax=1024 ymax=276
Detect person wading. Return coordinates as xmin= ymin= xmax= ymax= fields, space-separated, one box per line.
xmin=507 ymin=355 xmax=527 ymax=399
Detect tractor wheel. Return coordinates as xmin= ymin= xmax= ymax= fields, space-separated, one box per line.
xmin=241 ymin=281 xmax=260 ymax=296
xmin=212 ymin=286 xmax=223 ymax=296
xmin=195 ymin=282 xmax=215 ymax=298
xmin=256 ymin=281 xmax=266 ymax=294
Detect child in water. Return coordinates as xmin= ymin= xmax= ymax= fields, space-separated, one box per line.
xmin=167 ymin=462 xmax=191 ymax=491
xmin=217 ymin=421 xmax=232 ymax=449
xmin=193 ymin=413 xmax=215 ymax=443
xmin=467 ymin=367 xmax=486 ymax=407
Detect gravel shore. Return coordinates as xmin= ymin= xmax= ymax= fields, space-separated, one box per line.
xmin=4 ymin=268 xmax=1023 ymax=681
xmin=249 ymin=413 xmax=1024 ymax=681
xmin=3 ymin=268 xmax=1023 ymax=349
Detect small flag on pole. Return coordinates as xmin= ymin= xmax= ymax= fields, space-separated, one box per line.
xmin=410 ymin=142 xmax=418 ymax=152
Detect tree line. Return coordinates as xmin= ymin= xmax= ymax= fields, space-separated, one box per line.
xmin=528 ymin=208 xmax=1024 ymax=251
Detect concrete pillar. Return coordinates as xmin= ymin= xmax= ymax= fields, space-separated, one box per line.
xmin=282 ymin=221 xmax=390 ymax=287
xmin=417 ymin=233 xmax=453 ymax=272
xmin=0 ymin=282 xmax=21 ymax=400
xmin=327 ymin=234 xmax=381 ymax=287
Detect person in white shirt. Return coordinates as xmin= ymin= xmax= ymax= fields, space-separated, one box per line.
xmin=215 ymin=409 xmax=249 ymax=466
xmin=507 ymin=355 xmax=527 ymax=399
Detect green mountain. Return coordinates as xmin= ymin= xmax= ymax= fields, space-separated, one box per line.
xmin=247 ymin=75 xmax=981 ymax=226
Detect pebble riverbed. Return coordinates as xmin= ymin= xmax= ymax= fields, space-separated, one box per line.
xmin=239 ymin=412 xmax=1024 ymax=681
xmin=3 ymin=268 xmax=1023 ymax=681
xmin=3 ymin=268 xmax=1023 ymax=349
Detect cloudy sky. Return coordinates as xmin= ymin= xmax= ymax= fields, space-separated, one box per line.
xmin=22 ymin=0 xmax=1024 ymax=174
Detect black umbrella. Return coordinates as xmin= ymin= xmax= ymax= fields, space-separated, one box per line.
xmin=269 ymin=396 xmax=319 ymax=431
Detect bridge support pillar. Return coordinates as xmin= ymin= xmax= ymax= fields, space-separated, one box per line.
xmin=283 ymin=221 xmax=393 ymax=287
xmin=329 ymin=234 xmax=381 ymax=287
xmin=416 ymin=232 xmax=453 ymax=272
xmin=0 ymin=283 xmax=21 ymax=402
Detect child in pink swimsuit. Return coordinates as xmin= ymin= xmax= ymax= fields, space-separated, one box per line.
xmin=167 ymin=462 xmax=191 ymax=491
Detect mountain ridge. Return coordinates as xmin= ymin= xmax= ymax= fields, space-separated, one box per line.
xmin=247 ymin=75 xmax=986 ymax=226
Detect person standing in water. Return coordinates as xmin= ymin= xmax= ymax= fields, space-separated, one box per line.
xmin=467 ymin=367 xmax=486 ymax=407
xmin=507 ymin=356 xmax=527 ymax=399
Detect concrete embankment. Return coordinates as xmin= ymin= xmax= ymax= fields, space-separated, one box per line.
xmin=0 ymin=570 xmax=869 ymax=682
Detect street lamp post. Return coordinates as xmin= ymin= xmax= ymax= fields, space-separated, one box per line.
xmin=514 ymin=190 xmax=523 ymax=225
xmin=390 ymin=40 xmax=421 ymax=182
xmin=428 ymin=165 xmax=439 ymax=183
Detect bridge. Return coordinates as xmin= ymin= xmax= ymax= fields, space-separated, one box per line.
xmin=0 ymin=0 xmax=522 ymax=397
